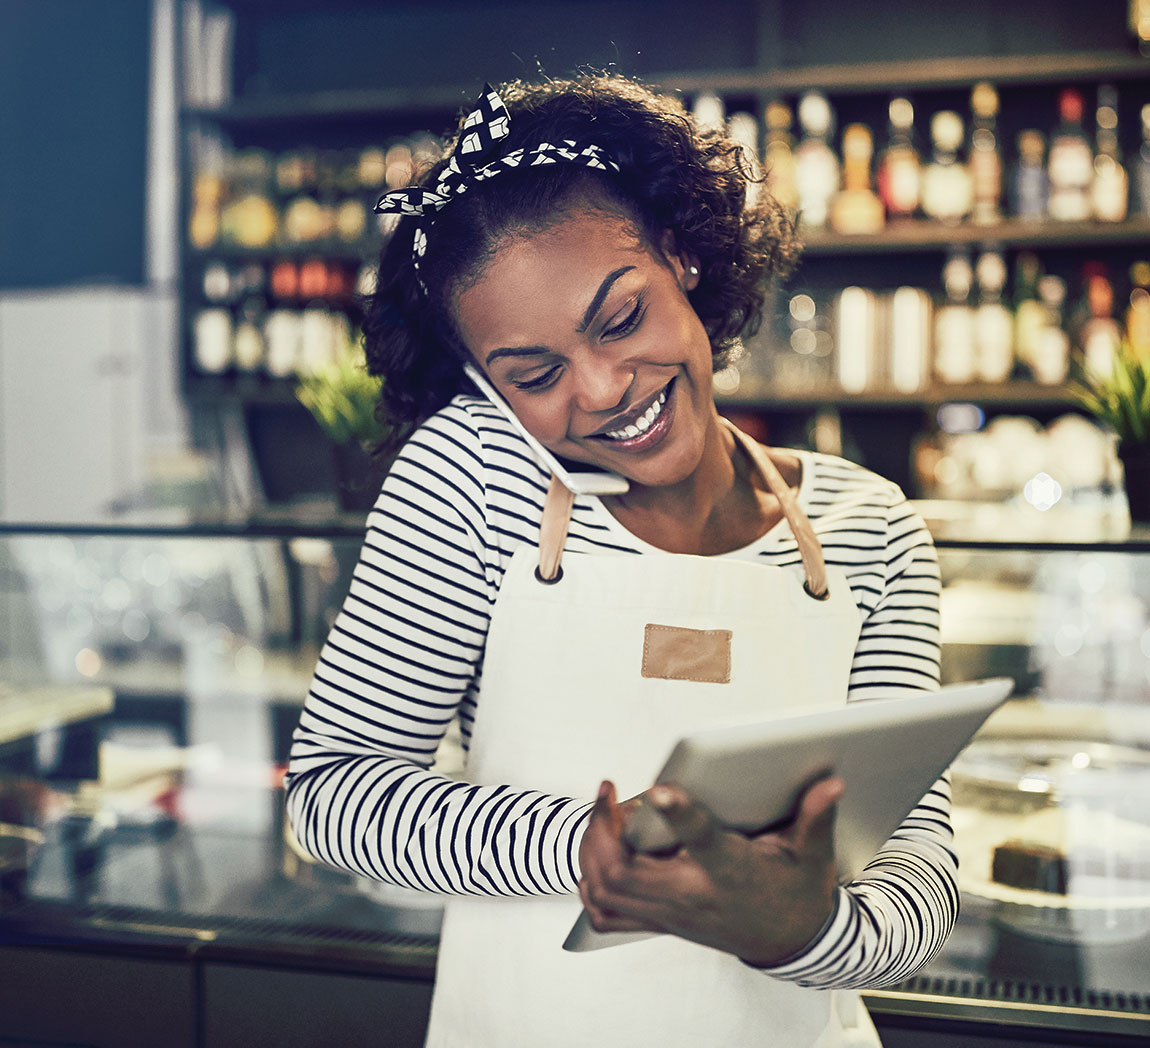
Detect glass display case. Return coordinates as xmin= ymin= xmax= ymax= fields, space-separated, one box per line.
xmin=2 ymin=508 xmax=1149 ymax=1046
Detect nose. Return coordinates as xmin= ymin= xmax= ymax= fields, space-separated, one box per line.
xmin=569 ymin=354 xmax=634 ymax=414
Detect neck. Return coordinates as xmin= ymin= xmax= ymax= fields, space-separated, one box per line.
xmin=603 ymin=413 xmax=773 ymax=554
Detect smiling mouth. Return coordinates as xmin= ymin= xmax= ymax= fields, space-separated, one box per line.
xmin=587 ymin=378 xmax=675 ymax=448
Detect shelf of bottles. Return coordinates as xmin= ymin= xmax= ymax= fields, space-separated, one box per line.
xmin=181 ymin=54 xmax=1150 ymax=411
xmin=183 ymin=129 xmax=445 ymax=397
xmin=691 ymin=73 xmax=1150 ymax=417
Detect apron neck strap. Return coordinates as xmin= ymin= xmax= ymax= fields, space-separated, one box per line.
xmin=537 ymin=475 xmax=575 ymax=583
xmin=721 ymin=419 xmax=829 ymax=599
xmin=536 ymin=422 xmax=829 ymax=598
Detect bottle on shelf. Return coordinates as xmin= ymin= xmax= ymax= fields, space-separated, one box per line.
xmin=334 ymin=152 xmax=369 ymax=244
xmin=1126 ymin=260 xmax=1150 ymax=359
xmin=233 ymin=297 xmax=266 ymax=374
xmin=221 ymin=149 xmax=279 ymax=249
xmin=386 ymin=141 xmax=417 ymax=189
xmin=834 ymin=286 xmax=878 ymax=392
xmin=282 ymin=150 xmax=338 ymax=245
xmin=692 ymin=91 xmax=726 ymax=136
xmin=1076 ymin=264 xmax=1123 ymax=376
xmin=1135 ymin=104 xmax=1150 ymax=218
xmin=201 ymin=260 xmax=233 ymax=306
xmin=1132 ymin=0 xmax=1150 ymax=56
xmin=969 ymin=82 xmax=1003 ymax=226
xmin=273 ymin=150 xmax=305 ymax=237
xmin=876 ymin=96 xmax=921 ymax=222
xmin=229 ymin=263 xmax=268 ymax=373
xmin=1013 ymin=251 xmax=1046 ymax=377
xmin=888 ymin=286 xmax=932 ymax=392
xmin=793 ymin=91 xmax=840 ymax=230
xmin=269 ymin=259 xmax=300 ymax=302
xmin=357 ymin=146 xmax=387 ymax=194
xmin=264 ymin=310 xmax=303 ymax=378
xmin=193 ymin=308 xmax=233 ymax=374
xmin=1091 ymin=84 xmax=1128 ymax=223
xmin=728 ymin=111 xmax=762 ymax=206
xmin=762 ymin=100 xmax=799 ymax=215
xmin=1047 ymin=88 xmax=1094 ymax=222
xmin=921 ymin=111 xmax=973 ymax=225
xmin=1012 ymin=130 xmax=1050 ymax=220
xmin=830 ymin=123 xmax=885 ymax=235
xmin=1034 ymin=275 xmax=1071 ymax=385
xmin=189 ymin=169 xmax=224 ymax=250
xmin=933 ymin=251 xmax=977 ymax=384
xmin=973 ymin=249 xmax=1014 ymax=383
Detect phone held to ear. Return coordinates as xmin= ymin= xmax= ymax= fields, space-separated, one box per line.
xmin=464 ymin=364 xmax=630 ymax=496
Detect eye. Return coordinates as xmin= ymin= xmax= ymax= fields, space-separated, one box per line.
xmin=511 ymin=364 xmax=562 ymax=392
xmin=603 ymin=296 xmax=646 ymax=339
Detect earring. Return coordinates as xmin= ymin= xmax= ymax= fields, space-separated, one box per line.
xmin=688 ymin=265 xmax=700 ymax=277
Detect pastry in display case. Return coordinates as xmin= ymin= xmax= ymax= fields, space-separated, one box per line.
xmin=952 ymin=734 xmax=1150 ymax=944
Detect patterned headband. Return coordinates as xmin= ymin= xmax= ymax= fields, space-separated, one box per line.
xmin=373 ymin=84 xmax=620 ymax=292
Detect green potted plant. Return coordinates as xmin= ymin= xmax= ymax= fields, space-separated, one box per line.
xmin=296 ymin=334 xmax=390 ymax=510
xmin=1070 ymin=340 xmax=1150 ymax=522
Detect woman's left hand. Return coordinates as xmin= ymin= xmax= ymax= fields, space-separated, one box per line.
xmin=577 ymin=776 xmax=843 ymax=967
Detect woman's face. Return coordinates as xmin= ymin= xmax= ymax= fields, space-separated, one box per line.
xmin=453 ymin=207 xmax=718 ymax=490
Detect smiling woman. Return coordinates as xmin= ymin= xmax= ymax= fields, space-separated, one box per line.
xmin=454 ymin=209 xmax=716 ymax=499
xmin=285 ymin=75 xmax=953 ymax=1048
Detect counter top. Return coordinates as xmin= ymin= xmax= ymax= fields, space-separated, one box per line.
xmin=2 ymin=501 xmax=1150 ymax=550
xmin=4 ymin=776 xmax=1149 ymax=1039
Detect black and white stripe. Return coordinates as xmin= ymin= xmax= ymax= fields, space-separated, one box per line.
xmin=285 ymin=394 xmax=953 ymax=988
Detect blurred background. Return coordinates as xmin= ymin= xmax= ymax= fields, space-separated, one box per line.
xmin=1 ymin=0 xmax=1147 ymax=525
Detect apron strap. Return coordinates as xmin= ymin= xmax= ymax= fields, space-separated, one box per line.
xmin=536 ymin=422 xmax=829 ymax=598
xmin=721 ymin=419 xmax=829 ymax=599
xmin=537 ymin=473 xmax=576 ymax=583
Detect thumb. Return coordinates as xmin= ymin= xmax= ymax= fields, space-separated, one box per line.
xmin=789 ymin=775 xmax=843 ymax=855
xmin=592 ymin=779 xmax=625 ymax=833
xmin=648 ymin=784 xmax=720 ymax=853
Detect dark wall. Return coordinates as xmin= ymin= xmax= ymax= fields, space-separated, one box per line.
xmin=228 ymin=0 xmax=1134 ymax=98
xmin=231 ymin=0 xmax=764 ymax=96
xmin=0 ymin=0 xmax=1136 ymax=290
xmin=0 ymin=0 xmax=151 ymax=289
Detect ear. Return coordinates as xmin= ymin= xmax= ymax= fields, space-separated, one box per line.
xmin=659 ymin=230 xmax=701 ymax=291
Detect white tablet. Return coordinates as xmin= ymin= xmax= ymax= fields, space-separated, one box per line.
xmin=563 ymin=676 xmax=1014 ymax=952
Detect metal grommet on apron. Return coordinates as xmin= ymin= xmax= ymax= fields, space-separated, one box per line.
xmin=425 ymin=421 xmax=880 ymax=1048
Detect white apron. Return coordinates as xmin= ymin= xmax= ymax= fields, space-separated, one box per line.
xmin=425 ymin=426 xmax=881 ymax=1048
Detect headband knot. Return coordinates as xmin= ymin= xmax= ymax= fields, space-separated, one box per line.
xmin=374 ymin=84 xmax=619 ymax=292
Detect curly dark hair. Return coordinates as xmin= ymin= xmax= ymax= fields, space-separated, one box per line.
xmin=362 ymin=74 xmax=801 ymax=453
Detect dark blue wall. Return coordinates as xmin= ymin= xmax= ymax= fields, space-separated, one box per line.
xmin=0 ymin=0 xmax=151 ymax=289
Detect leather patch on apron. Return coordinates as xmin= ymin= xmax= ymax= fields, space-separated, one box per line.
xmin=641 ymin=624 xmax=732 ymax=684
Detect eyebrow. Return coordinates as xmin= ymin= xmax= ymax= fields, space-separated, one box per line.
xmin=484 ymin=265 xmax=636 ymax=366
xmin=576 ymin=265 xmax=635 ymax=333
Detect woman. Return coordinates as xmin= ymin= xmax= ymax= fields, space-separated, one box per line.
xmin=286 ymin=76 xmax=953 ymax=1047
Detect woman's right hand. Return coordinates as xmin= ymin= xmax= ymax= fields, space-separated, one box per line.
xmin=577 ymin=776 xmax=844 ymax=964
xmin=577 ymin=781 xmax=660 ymax=934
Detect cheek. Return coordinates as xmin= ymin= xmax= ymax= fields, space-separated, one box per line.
xmin=510 ymin=396 xmax=571 ymax=449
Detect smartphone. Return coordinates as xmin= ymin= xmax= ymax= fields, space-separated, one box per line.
xmin=463 ymin=363 xmax=629 ymax=496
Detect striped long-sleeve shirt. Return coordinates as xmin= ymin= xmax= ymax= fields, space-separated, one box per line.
xmin=285 ymin=394 xmax=955 ymax=989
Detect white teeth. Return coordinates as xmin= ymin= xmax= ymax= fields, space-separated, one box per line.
xmin=604 ymin=389 xmax=667 ymax=441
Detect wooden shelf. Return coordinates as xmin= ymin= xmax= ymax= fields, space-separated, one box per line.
xmin=182 ymin=49 xmax=1150 ymax=126
xmin=653 ymin=49 xmax=1150 ymax=96
xmin=800 ymin=217 xmax=1150 ymax=254
xmin=719 ymin=382 xmax=1078 ymax=410
xmin=183 ymin=374 xmax=301 ymax=404
xmin=188 ymin=241 xmax=376 ymax=263
xmin=182 ymin=83 xmax=476 ymax=126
